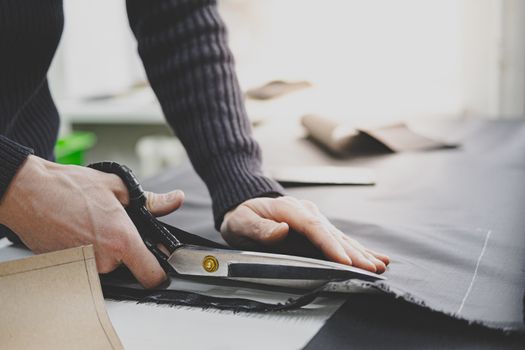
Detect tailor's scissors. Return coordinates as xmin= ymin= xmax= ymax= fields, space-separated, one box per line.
xmin=88 ymin=162 xmax=384 ymax=290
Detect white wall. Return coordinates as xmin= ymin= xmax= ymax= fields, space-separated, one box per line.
xmin=224 ymin=0 xmax=464 ymax=121
xmin=49 ymin=0 xmax=525 ymax=120
xmin=500 ymin=0 xmax=525 ymax=117
xmin=461 ymin=0 xmax=525 ymax=118
xmin=49 ymin=0 xmax=144 ymax=99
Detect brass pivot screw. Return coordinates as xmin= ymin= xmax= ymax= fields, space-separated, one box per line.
xmin=202 ymin=255 xmax=219 ymax=273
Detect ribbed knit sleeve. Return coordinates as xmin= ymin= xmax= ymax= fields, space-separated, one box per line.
xmin=0 ymin=135 xmax=33 ymax=200
xmin=126 ymin=0 xmax=284 ymax=229
xmin=0 ymin=0 xmax=62 ymax=204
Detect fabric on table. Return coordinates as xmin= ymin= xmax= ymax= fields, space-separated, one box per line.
xmin=322 ymin=221 xmax=523 ymax=331
xmin=139 ymin=120 xmax=525 ymax=332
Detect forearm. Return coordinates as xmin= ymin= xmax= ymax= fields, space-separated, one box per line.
xmin=126 ymin=0 xmax=283 ymax=228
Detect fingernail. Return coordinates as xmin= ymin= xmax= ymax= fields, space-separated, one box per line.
xmin=166 ymin=190 xmax=183 ymax=202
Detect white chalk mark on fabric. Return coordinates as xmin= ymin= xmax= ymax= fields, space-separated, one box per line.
xmin=456 ymin=229 xmax=492 ymax=315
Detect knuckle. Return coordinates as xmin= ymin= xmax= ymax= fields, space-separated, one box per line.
xmin=275 ymin=196 xmax=290 ymax=205
xmin=278 ymin=196 xmax=296 ymax=205
xmin=145 ymin=192 xmax=156 ymax=210
xmin=301 ymin=200 xmax=317 ymax=210
xmin=110 ymin=173 xmax=125 ymax=187
xmin=306 ymin=216 xmax=324 ymax=228
xmin=344 ymin=236 xmax=360 ymax=247
xmin=104 ymin=230 xmax=129 ymax=258
xmin=251 ymin=220 xmax=266 ymax=236
xmin=107 ymin=173 xmax=120 ymax=183
xmin=108 ymin=174 xmax=129 ymax=205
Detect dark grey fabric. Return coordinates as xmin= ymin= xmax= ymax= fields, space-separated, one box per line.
xmin=144 ymin=120 xmax=525 ymax=332
xmin=304 ymin=294 xmax=525 ymax=350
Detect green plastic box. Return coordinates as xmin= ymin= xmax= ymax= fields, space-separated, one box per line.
xmin=54 ymin=132 xmax=96 ymax=165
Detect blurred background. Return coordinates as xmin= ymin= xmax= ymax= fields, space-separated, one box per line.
xmin=48 ymin=0 xmax=525 ymax=178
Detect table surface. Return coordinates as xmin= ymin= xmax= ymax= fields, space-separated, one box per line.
xmin=0 ymin=240 xmax=344 ymax=350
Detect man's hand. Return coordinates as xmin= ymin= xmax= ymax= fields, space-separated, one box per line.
xmin=221 ymin=196 xmax=390 ymax=273
xmin=0 ymin=156 xmax=185 ymax=288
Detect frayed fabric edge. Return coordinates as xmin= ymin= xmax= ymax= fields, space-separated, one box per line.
xmin=102 ymin=279 xmax=524 ymax=333
xmin=347 ymin=280 xmax=525 ymax=335
xmin=102 ymin=283 xmax=327 ymax=314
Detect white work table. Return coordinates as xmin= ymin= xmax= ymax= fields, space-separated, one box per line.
xmin=0 ymin=239 xmax=344 ymax=350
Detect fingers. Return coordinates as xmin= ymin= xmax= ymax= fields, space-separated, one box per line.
xmin=303 ymin=225 xmax=352 ymax=266
xmin=346 ymin=234 xmax=390 ymax=268
xmin=121 ymin=226 xmax=168 ymax=289
xmin=366 ymin=253 xmax=387 ymax=274
xmin=336 ymin=234 xmax=377 ymax=272
xmin=366 ymin=249 xmax=391 ymax=265
xmin=338 ymin=231 xmax=387 ymax=273
xmin=221 ymin=205 xmax=289 ymax=248
xmin=256 ymin=198 xmax=352 ymax=265
xmin=145 ymin=190 xmax=185 ymax=217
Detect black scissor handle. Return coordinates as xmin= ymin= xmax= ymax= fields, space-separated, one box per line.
xmin=88 ymin=161 xmax=146 ymax=207
xmin=88 ymin=162 xmax=181 ymax=271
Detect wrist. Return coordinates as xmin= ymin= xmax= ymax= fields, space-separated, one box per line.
xmin=0 ymin=155 xmax=49 ymax=226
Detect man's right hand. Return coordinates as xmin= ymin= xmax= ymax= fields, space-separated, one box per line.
xmin=0 ymin=155 xmax=185 ymax=288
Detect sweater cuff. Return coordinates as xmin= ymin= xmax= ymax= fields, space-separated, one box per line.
xmin=200 ymin=153 xmax=284 ymax=230
xmin=0 ymin=135 xmax=34 ymax=201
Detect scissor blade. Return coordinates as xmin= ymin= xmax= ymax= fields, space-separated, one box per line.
xmin=167 ymin=245 xmax=385 ymax=287
xmin=228 ymin=263 xmax=381 ymax=282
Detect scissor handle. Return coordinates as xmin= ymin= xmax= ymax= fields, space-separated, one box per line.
xmin=88 ymin=162 xmax=181 ymax=271
xmin=88 ymin=161 xmax=146 ymax=207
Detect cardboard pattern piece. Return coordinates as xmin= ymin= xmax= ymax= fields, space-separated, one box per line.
xmin=301 ymin=114 xmax=457 ymax=156
xmin=0 ymin=245 xmax=123 ymax=350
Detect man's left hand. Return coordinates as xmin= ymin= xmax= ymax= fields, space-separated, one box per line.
xmin=220 ymin=196 xmax=390 ymax=273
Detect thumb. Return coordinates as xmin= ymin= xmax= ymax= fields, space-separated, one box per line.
xmin=145 ymin=190 xmax=185 ymax=217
